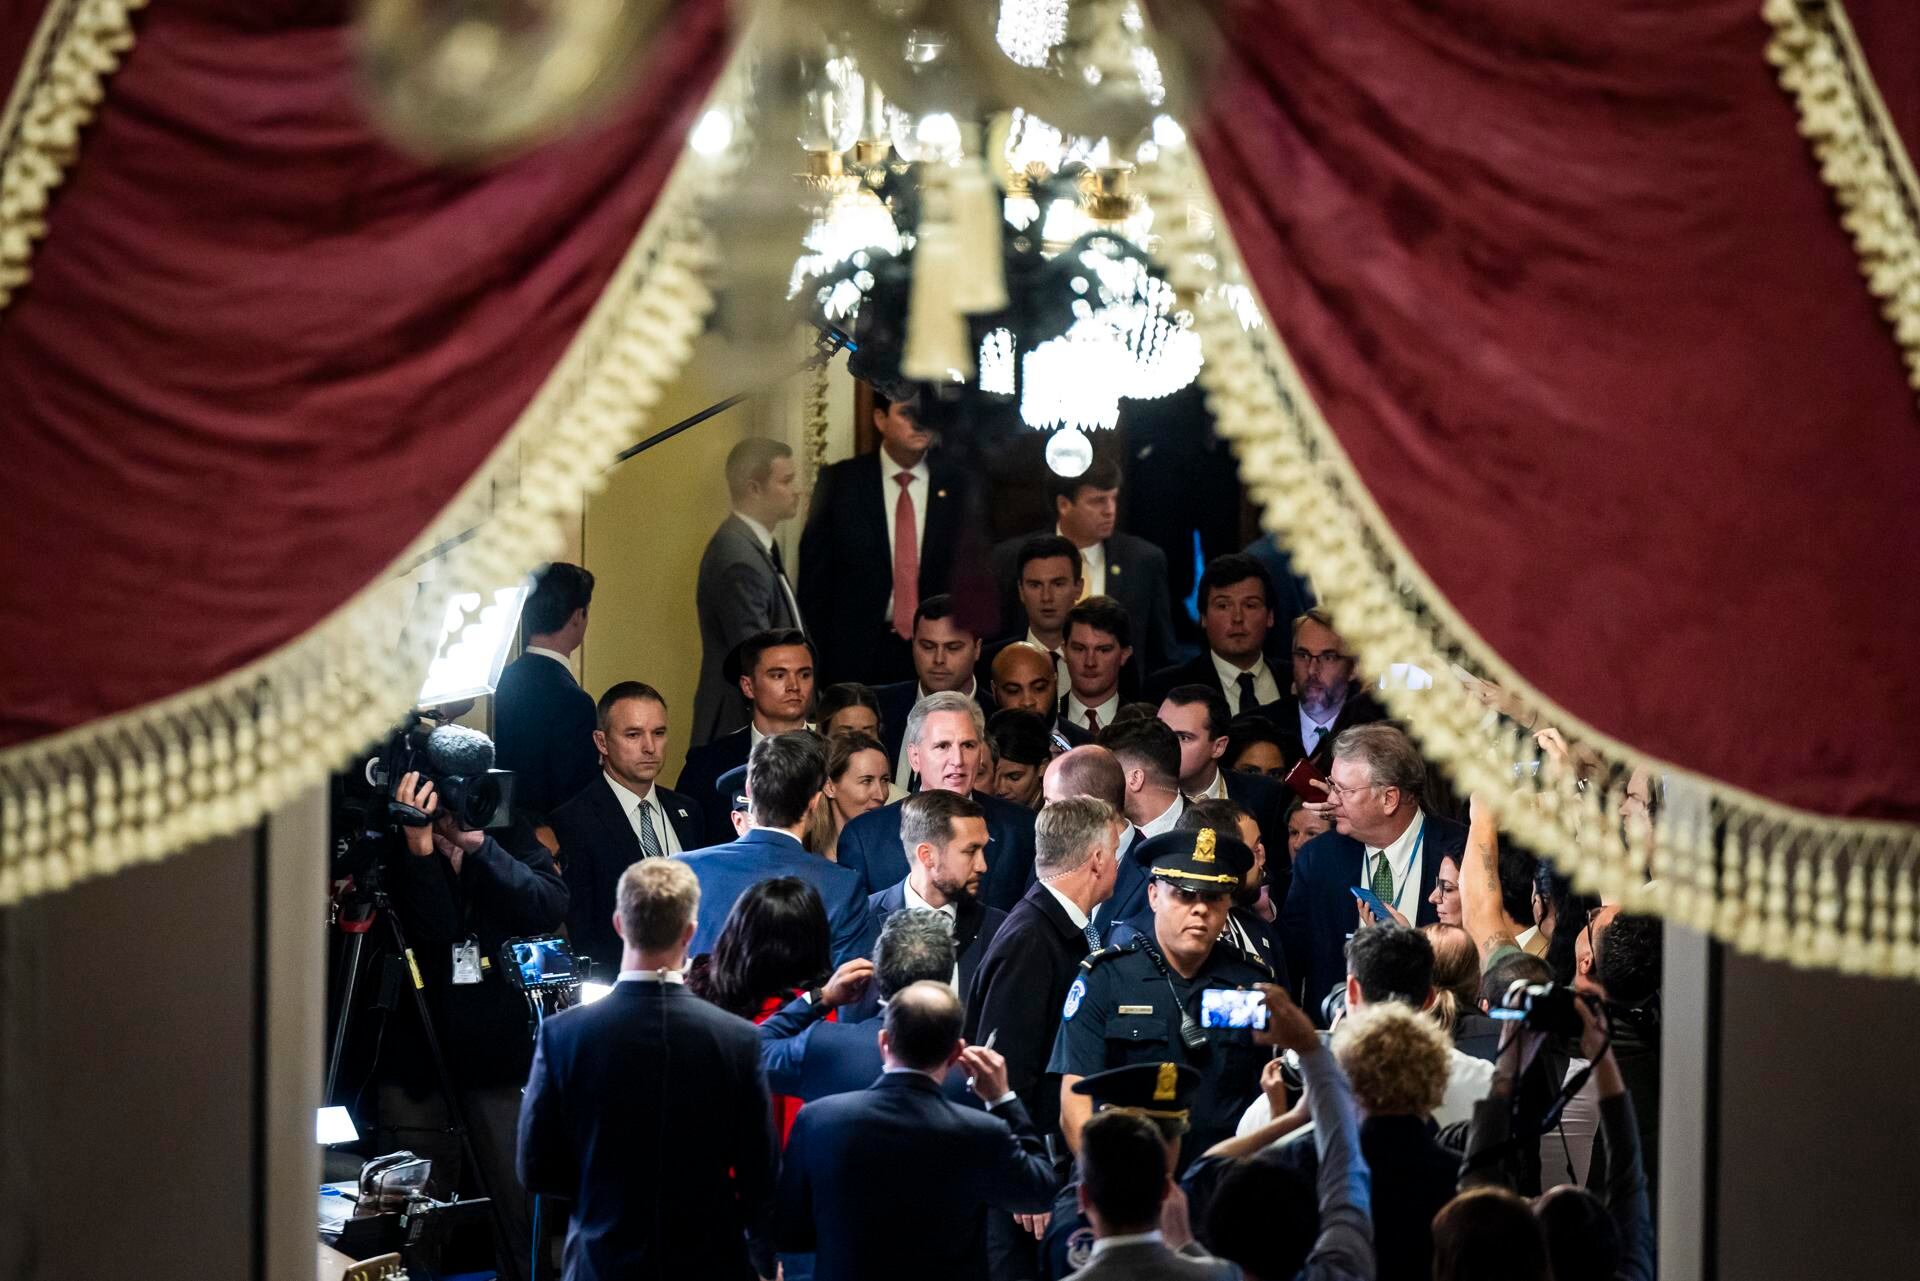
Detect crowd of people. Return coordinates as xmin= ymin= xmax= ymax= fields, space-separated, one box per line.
xmin=356 ymin=395 xmax=1665 ymax=1281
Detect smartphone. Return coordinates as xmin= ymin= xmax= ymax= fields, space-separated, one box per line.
xmin=1200 ymin=987 xmax=1269 ymax=1031
xmin=1284 ymin=756 xmax=1329 ymax=803
xmin=504 ymin=935 xmax=577 ymax=990
xmin=1350 ymin=885 xmax=1395 ymax=921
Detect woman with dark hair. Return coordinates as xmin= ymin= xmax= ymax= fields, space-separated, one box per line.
xmin=688 ymin=876 xmax=834 ymax=1141
xmin=805 ymin=731 xmax=891 ymax=861
xmin=1537 ymin=865 xmax=1602 ymax=988
xmin=1225 ymin=712 xmax=1287 ymax=779
xmin=817 ymin=681 xmax=883 ymax=742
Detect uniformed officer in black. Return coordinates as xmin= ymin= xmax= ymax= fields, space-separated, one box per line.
xmin=1042 ymin=1062 xmax=1202 ymax=1279
xmin=1046 ymin=827 xmax=1273 ymax=1173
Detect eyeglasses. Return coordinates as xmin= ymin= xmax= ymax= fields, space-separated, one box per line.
xmin=1292 ymin=648 xmax=1348 ymax=668
xmin=1432 ymin=879 xmax=1459 ymax=895
xmin=1323 ymin=780 xmax=1382 ymax=800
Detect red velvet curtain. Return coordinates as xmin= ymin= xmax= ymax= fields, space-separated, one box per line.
xmin=1191 ymin=1 xmax=1920 ymax=823
xmin=0 ymin=0 xmax=730 ymax=748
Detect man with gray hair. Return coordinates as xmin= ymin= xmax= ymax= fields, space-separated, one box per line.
xmin=691 ymin=438 xmax=805 ymax=746
xmin=1278 ymin=722 xmax=1464 ymax=1021
xmin=835 ymin=691 xmax=1040 ymax=911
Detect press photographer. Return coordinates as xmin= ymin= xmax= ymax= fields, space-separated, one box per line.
xmin=342 ymin=746 xmax=567 ymax=1277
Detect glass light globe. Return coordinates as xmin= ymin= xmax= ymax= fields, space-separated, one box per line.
xmin=889 ymin=108 xmax=964 ymax=165
xmin=1046 ymin=428 xmax=1095 ymax=477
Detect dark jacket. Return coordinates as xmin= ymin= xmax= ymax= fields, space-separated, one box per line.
xmin=756 ymin=996 xmax=976 ymax=1106
xmin=963 ymin=879 xmax=1095 ymax=1141
xmin=1143 ymin=650 xmax=1281 ymax=714
xmin=693 ymin=515 xmax=804 ymax=746
xmin=1279 ymin=816 xmax=1460 ymax=1020
xmin=517 ymin=980 xmax=778 ymax=1281
xmin=1090 ymin=826 xmax=1150 ymax=944
xmin=836 ymin=792 xmax=1039 ymax=913
xmin=550 ymin=776 xmax=707 ymax=977
xmin=673 ymin=828 xmax=872 ymax=966
xmin=847 ymin=878 xmax=1008 ymax=1018
xmin=777 ymin=1072 xmax=1055 ymax=1281
xmin=1258 ymin=688 xmax=1389 ymax=771
xmin=798 ymin=451 xmax=970 ymax=686
xmin=991 ymin=529 xmax=1179 ymax=678
xmin=676 ymin=725 xmax=751 ymax=844
xmin=492 ymin=651 xmax=599 ymax=815
xmin=373 ymin=820 xmax=568 ymax=1091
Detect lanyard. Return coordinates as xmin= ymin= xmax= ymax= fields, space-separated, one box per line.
xmin=1360 ymin=822 xmax=1426 ymax=915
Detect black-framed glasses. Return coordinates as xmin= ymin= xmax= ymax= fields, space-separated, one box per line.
xmin=1292 ymin=648 xmax=1347 ymax=668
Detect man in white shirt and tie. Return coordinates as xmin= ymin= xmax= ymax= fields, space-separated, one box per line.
xmin=1062 ymin=596 xmax=1133 ymax=739
xmin=861 ymin=790 xmax=1009 ymax=1002
xmin=1102 ymin=718 xmax=1188 ymax=839
xmin=1273 ymin=609 xmax=1386 ymax=770
xmin=552 ymin=682 xmax=709 ymax=976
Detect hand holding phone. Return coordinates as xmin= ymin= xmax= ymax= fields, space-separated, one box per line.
xmin=1350 ymin=884 xmax=1396 ymax=923
xmin=1200 ymin=987 xmax=1270 ymax=1032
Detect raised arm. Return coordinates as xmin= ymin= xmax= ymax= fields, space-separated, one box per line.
xmin=1461 ymin=792 xmax=1518 ymax=959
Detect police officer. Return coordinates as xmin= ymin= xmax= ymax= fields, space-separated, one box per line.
xmin=1046 ymin=827 xmax=1273 ymax=1172
xmin=1042 ymin=1062 xmax=1208 ymax=1279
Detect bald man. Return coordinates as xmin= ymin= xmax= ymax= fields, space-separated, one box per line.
xmin=1043 ymin=746 xmax=1147 ymax=943
xmin=990 ymin=641 xmax=1060 ymax=722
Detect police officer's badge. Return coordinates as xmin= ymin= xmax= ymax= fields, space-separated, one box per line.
xmin=1065 ymin=1227 xmax=1096 ymax=1271
xmin=1062 ymin=975 xmax=1087 ymax=1020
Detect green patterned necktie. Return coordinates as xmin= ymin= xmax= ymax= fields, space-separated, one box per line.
xmin=1370 ymin=850 xmax=1394 ymax=905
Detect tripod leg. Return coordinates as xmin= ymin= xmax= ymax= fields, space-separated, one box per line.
xmin=323 ymin=929 xmax=367 ymax=1107
xmin=383 ymin=909 xmax=525 ymax=1281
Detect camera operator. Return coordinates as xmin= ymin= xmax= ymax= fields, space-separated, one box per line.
xmin=368 ymin=770 xmax=568 ymax=1276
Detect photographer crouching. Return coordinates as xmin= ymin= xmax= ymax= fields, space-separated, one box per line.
xmin=362 ymin=768 xmax=568 ymax=1278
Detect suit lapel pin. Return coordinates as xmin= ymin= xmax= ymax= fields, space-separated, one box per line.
xmin=937 ymin=488 xmax=948 ymax=499
xmin=1110 ymin=564 xmax=1122 ymax=576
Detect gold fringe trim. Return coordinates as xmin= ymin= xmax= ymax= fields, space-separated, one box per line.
xmin=1764 ymin=0 xmax=1920 ymax=399
xmin=0 ymin=44 xmax=755 ymax=905
xmin=1143 ymin=143 xmax=1920 ymax=980
xmin=0 ymin=0 xmax=148 ymax=313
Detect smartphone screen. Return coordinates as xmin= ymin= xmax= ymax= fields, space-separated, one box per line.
xmin=1200 ymin=987 xmax=1269 ymax=1030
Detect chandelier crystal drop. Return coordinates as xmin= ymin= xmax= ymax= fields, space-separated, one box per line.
xmin=996 ymin=0 xmax=1070 ymax=69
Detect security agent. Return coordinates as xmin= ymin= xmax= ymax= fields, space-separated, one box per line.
xmin=1048 ymin=827 xmax=1272 ymax=1172
xmin=1041 ymin=1063 xmax=1234 ymax=1280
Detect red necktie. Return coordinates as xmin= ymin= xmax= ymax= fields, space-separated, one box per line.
xmin=1085 ymin=708 xmax=1100 ymax=733
xmin=892 ymin=471 xmax=919 ymax=639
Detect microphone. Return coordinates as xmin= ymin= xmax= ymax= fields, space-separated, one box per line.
xmin=426 ymin=724 xmax=496 ymax=777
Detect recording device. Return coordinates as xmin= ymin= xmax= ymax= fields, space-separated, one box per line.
xmin=501 ymin=935 xmax=580 ymax=992
xmin=1200 ymin=987 xmax=1269 ymax=1032
xmin=1350 ymin=884 xmax=1395 ymax=921
xmin=363 ymin=715 xmax=515 ymax=832
xmin=1490 ymin=980 xmax=1587 ymax=1041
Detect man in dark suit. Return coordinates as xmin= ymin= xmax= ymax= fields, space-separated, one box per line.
xmin=758 ymin=905 xmax=973 ymax=1102
xmin=1060 ymin=596 xmax=1135 ymax=739
xmin=871 ymin=595 xmax=988 ymax=791
xmin=552 ymin=681 xmax=708 ymax=977
xmin=692 ymin=439 xmax=806 ymax=747
xmin=859 ymin=791 xmax=1008 ymax=1006
xmin=1041 ymin=745 xmax=1148 ymax=944
xmin=963 ymin=796 xmax=1122 ymax=1279
xmin=493 ymin=562 xmax=599 ymax=814
xmin=1260 ymin=608 xmax=1388 ymax=771
xmin=673 ymin=731 xmax=870 ymax=965
xmin=518 ymin=858 xmax=778 ymax=1281
xmin=835 ymin=692 xmax=1039 ymax=911
xmin=1279 ymin=724 xmax=1460 ymax=1020
xmin=1145 ymin=553 xmax=1284 ymax=714
xmin=798 ymin=386 xmax=969 ymax=686
xmin=677 ymin=628 xmax=814 ymax=843
xmin=980 ymin=535 xmax=1082 ymax=699
xmin=1157 ymin=684 xmax=1290 ymax=896
xmin=990 ymin=458 xmax=1177 ymax=679
xmin=778 ymin=981 xmax=1057 ymax=1281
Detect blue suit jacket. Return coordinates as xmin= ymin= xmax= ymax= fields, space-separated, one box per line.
xmin=842 ymin=880 xmax=1009 ymax=1023
xmin=517 ymin=981 xmax=778 ymax=1281
xmin=777 ymin=1072 xmax=1057 ymax=1281
xmin=492 ymin=652 xmax=600 ymax=815
xmin=1278 ymin=815 xmax=1460 ymax=1021
xmin=756 ymin=996 xmax=977 ymax=1106
xmin=1089 ymin=826 xmax=1150 ymax=943
xmin=674 ymin=829 xmax=872 ymax=965
xmin=836 ymin=792 xmax=1039 ymax=912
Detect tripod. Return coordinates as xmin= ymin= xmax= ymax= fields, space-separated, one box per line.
xmin=325 ymin=857 xmax=525 ymax=1281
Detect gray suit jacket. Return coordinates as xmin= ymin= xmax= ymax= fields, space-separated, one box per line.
xmin=692 ymin=515 xmax=802 ymax=746
xmin=1063 ymin=1239 xmax=1237 ymax=1281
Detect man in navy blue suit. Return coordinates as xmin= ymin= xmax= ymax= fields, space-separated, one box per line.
xmin=676 ymin=628 xmax=815 ymax=843
xmin=1041 ymin=745 xmax=1148 ymax=944
xmin=1280 ymin=723 xmax=1461 ymax=1021
xmin=870 ymin=595 xmax=989 ymax=791
xmin=777 ymin=980 xmax=1057 ymax=1281
xmin=493 ymin=562 xmax=599 ymax=814
xmin=518 ymin=857 xmax=778 ymax=1281
xmin=673 ymin=730 xmax=870 ymax=965
xmin=552 ymin=681 xmax=708 ymax=977
xmin=860 ymin=790 xmax=1008 ymax=1006
xmin=835 ymin=691 xmax=1039 ymax=912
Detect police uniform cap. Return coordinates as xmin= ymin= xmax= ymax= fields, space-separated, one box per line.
xmin=1069 ymin=1061 xmax=1202 ymax=1120
xmin=717 ymin=764 xmax=750 ymax=814
xmin=1133 ymin=826 xmax=1250 ymax=889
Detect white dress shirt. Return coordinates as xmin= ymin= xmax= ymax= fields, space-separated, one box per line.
xmin=1361 ymin=810 xmax=1427 ymax=919
xmin=1060 ymin=525 xmax=1106 ymax=596
xmin=1089 ymin=1231 xmax=1164 ymax=1259
xmin=1192 ymin=767 xmax=1230 ymax=801
xmin=903 ymin=878 xmax=962 ymax=986
xmin=1025 ymin=629 xmax=1067 ymax=688
xmin=616 ymin=968 xmax=685 ymax=984
xmin=525 ymin=646 xmax=576 ymax=679
xmin=1298 ymin=700 xmax=1344 ymax=757
xmin=1041 ymin=879 xmax=1092 ymax=932
xmin=881 ymin=457 xmax=931 ymax=618
xmin=1212 ymin=649 xmax=1280 ymax=710
xmin=1140 ymin=794 xmax=1186 ymax=839
xmin=733 ymin=509 xmax=803 ymax=629
xmin=604 ymin=773 xmax=683 ymax=856
xmin=1064 ymin=689 xmax=1121 ymax=733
